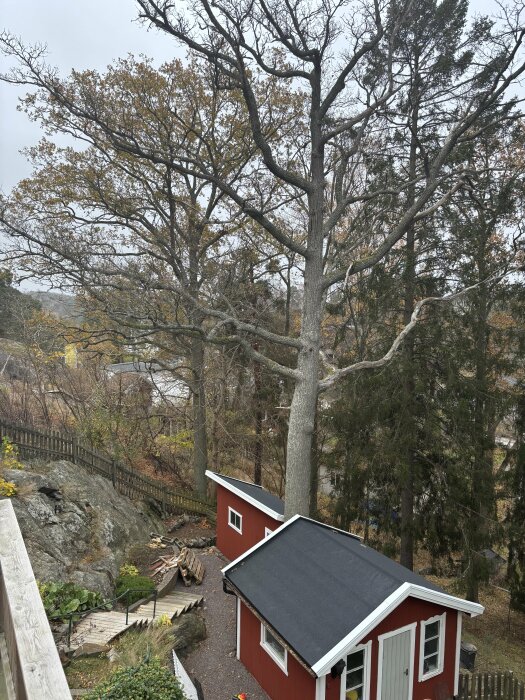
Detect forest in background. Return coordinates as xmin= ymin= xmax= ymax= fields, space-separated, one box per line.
xmin=0 ymin=0 xmax=524 ymax=616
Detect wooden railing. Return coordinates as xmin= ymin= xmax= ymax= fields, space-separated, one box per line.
xmin=0 ymin=500 xmax=71 ymax=699
xmin=0 ymin=420 xmax=215 ymax=521
xmin=458 ymin=672 xmax=525 ymax=700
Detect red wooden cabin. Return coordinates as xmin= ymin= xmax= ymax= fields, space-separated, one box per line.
xmin=205 ymin=470 xmax=284 ymax=561
xmin=221 ymin=516 xmax=483 ymax=700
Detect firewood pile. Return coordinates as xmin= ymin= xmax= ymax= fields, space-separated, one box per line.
xmin=150 ymin=546 xmax=205 ymax=586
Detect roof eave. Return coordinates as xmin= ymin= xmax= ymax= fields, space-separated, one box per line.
xmin=205 ymin=469 xmax=285 ymax=521
xmin=311 ymin=582 xmax=484 ymax=677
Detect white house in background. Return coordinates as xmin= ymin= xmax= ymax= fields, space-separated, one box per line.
xmin=105 ymin=360 xmax=188 ymax=405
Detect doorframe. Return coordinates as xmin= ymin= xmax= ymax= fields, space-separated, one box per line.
xmin=376 ymin=622 xmax=416 ymax=700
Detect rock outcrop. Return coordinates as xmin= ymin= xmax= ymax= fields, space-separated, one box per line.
xmin=1 ymin=460 xmax=164 ymax=596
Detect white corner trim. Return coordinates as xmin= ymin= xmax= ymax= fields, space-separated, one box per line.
xmin=454 ymin=612 xmax=462 ymax=696
xmin=312 ymin=582 xmax=484 ymax=677
xmin=222 ymin=514 xmax=302 ymax=574
xmin=315 ymin=674 xmax=326 ymax=700
xmin=376 ymin=623 xmax=416 ymax=700
xmin=418 ymin=612 xmax=446 ymax=682
xmin=206 ymin=470 xmax=285 ymax=521
xmin=260 ymin=621 xmax=288 ymax=675
xmin=236 ymin=597 xmax=241 ymax=660
xmin=228 ymin=506 xmax=243 ymax=534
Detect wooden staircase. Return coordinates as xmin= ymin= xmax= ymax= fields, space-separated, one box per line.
xmin=69 ymin=591 xmax=204 ymax=654
xmin=134 ymin=591 xmax=204 ymax=620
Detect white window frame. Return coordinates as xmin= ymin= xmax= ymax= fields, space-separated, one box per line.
xmin=260 ymin=622 xmax=288 ymax=674
xmin=418 ymin=612 xmax=446 ymax=682
xmin=339 ymin=640 xmax=372 ymax=700
xmin=264 ymin=527 xmax=273 ymax=538
xmin=228 ymin=506 xmax=243 ymax=534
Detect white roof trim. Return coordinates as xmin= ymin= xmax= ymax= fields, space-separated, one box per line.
xmin=222 ymin=514 xmax=301 ymax=574
xmin=206 ymin=470 xmax=285 ymax=521
xmin=311 ymin=582 xmax=484 ymax=677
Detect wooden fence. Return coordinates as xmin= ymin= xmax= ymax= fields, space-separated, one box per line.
xmin=0 ymin=420 xmax=215 ymax=520
xmin=458 ymin=672 xmax=525 ymax=700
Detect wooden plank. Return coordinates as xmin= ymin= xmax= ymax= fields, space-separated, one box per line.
xmin=0 ymin=500 xmax=71 ymax=700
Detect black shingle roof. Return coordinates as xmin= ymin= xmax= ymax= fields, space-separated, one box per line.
xmin=213 ymin=473 xmax=284 ymax=517
xmin=224 ymin=517 xmax=444 ymax=669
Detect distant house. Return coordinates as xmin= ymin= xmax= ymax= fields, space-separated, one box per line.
xmin=205 ymin=470 xmax=284 ymax=561
xmin=220 ymin=516 xmax=484 ymax=700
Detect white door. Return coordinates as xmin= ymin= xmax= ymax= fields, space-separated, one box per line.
xmin=379 ymin=627 xmax=413 ymax=700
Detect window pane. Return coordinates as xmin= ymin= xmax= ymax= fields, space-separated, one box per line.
xmin=424 ymin=653 xmax=439 ymax=673
xmin=347 ymin=649 xmax=364 ymax=672
xmin=425 ymin=621 xmax=439 ymax=640
xmin=265 ymin=629 xmax=285 ymax=660
xmin=424 ymin=637 xmax=439 ymax=656
xmin=346 ymin=668 xmax=364 ymax=690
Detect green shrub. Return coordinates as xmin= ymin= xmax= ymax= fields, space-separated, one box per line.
xmin=84 ymin=657 xmax=186 ymax=699
xmin=38 ymin=581 xmax=107 ymax=620
xmin=115 ymin=574 xmax=155 ymax=605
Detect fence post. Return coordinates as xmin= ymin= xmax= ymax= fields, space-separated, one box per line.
xmin=111 ymin=459 xmax=116 ymax=488
xmin=71 ymin=436 xmax=77 ymax=465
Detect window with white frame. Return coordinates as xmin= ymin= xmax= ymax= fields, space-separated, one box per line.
xmin=343 ymin=646 xmax=369 ymax=700
xmin=260 ymin=622 xmax=287 ymax=673
xmin=228 ymin=506 xmax=242 ymax=533
xmin=419 ymin=613 xmax=446 ymax=681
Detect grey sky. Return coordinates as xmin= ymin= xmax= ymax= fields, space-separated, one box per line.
xmin=0 ymin=0 xmax=179 ymax=192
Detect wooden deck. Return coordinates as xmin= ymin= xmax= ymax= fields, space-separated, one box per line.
xmin=69 ymin=590 xmax=204 ymax=653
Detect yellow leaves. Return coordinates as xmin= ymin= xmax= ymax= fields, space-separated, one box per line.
xmin=0 ymin=479 xmax=17 ymax=497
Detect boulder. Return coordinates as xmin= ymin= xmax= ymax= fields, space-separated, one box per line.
xmin=1 ymin=460 xmax=164 ymax=597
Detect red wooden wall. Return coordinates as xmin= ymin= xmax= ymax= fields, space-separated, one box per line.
xmin=239 ymin=601 xmax=317 ymax=700
xmin=324 ymin=596 xmax=458 ymax=700
xmin=215 ymin=484 xmax=282 ymax=561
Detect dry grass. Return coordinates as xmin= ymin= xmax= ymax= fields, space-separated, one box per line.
xmin=65 ymin=626 xmax=176 ymax=690
xmin=426 ymin=574 xmax=525 ymax=681
xmin=14 ymin=479 xmax=37 ymax=499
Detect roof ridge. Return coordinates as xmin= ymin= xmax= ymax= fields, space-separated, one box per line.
xmin=208 ymin=470 xmax=264 ymax=489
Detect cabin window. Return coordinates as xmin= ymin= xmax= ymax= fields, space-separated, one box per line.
xmin=260 ymin=622 xmax=288 ymax=673
xmin=419 ymin=613 xmax=446 ymax=681
xmin=343 ymin=646 xmax=369 ymax=700
xmin=228 ymin=506 xmax=242 ymax=534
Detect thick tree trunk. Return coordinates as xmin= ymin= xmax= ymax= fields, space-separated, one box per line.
xmin=190 ymin=332 xmax=208 ymax=497
xmin=284 ymin=84 xmax=325 ymax=518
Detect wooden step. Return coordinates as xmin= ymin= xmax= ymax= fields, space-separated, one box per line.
xmin=135 ymin=591 xmax=204 ymax=621
xmin=69 ymin=611 xmax=149 ymax=652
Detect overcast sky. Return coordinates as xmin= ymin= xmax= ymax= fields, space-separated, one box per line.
xmin=0 ymin=0 xmax=181 ymax=192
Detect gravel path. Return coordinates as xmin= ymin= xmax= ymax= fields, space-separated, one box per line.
xmin=184 ymin=550 xmax=269 ymax=700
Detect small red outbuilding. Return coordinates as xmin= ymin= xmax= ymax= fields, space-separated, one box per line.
xmin=221 ymin=516 xmax=484 ymax=700
xmin=205 ymin=470 xmax=284 ymax=561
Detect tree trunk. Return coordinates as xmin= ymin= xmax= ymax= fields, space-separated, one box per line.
xmin=399 ymin=73 xmax=419 ymax=570
xmin=466 ymin=248 xmax=493 ymax=603
xmin=284 ymin=80 xmax=325 ymax=518
xmin=310 ymin=408 xmax=319 ymax=517
xmin=190 ymin=331 xmax=208 ymax=497
xmin=253 ymin=354 xmax=263 ymax=485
